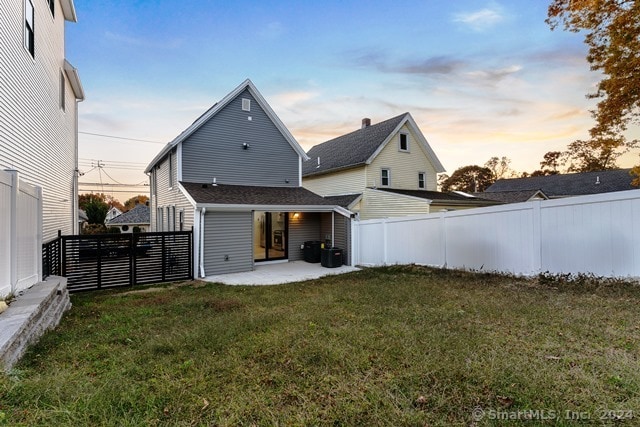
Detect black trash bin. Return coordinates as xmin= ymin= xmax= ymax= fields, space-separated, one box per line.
xmin=321 ymin=247 xmax=343 ymax=268
xmin=303 ymin=240 xmax=321 ymax=263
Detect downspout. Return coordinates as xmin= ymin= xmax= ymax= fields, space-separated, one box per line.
xmin=199 ymin=207 xmax=206 ymax=278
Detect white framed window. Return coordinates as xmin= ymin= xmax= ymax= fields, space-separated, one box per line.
xmin=381 ymin=168 xmax=390 ymax=187
xmin=60 ymin=71 xmax=65 ymax=111
xmin=24 ymin=0 xmax=35 ymax=58
xmin=178 ymin=209 xmax=184 ymax=231
xmin=418 ymin=172 xmax=425 ymax=189
xmin=156 ymin=207 xmax=164 ymax=231
xmin=399 ymin=133 xmax=409 ymax=152
xmin=242 ymin=98 xmax=251 ymax=111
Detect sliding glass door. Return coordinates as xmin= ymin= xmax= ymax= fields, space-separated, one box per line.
xmin=253 ymin=211 xmax=287 ymax=261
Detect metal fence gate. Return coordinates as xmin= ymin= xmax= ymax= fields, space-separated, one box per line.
xmin=43 ymin=231 xmax=193 ymax=292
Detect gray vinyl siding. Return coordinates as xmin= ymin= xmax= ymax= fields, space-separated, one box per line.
xmin=150 ymin=150 xmax=193 ymax=232
xmin=203 ymin=211 xmax=253 ymax=275
xmin=320 ymin=212 xmax=350 ymax=265
xmin=181 ymin=89 xmax=299 ymax=186
xmin=288 ymin=212 xmax=322 ymax=261
xmin=0 ymin=0 xmax=78 ymax=241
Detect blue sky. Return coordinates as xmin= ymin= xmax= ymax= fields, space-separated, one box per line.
xmin=67 ymin=0 xmax=638 ymax=199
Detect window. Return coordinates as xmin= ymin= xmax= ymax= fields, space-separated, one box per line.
xmin=46 ymin=0 xmax=54 ymax=16
xmin=242 ymin=98 xmax=251 ymax=111
xmin=60 ymin=71 xmax=65 ymax=111
xmin=178 ymin=210 xmax=184 ymax=231
xmin=24 ymin=0 xmax=35 ymax=58
xmin=166 ymin=206 xmax=173 ymax=232
xmin=156 ymin=207 xmax=164 ymax=231
xmin=418 ymin=172 xmax=425 ymax=189
xmin=399 ymin=133 xmax=409 ymax=152
xmin=381 ymin=168 xmax=390 ymax=187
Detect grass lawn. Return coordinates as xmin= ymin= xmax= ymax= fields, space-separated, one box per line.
xmin=1 ymin=266 xmax=639 ymax=426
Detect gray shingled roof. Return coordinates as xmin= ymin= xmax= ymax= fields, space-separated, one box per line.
xmin=181 ymin=182 xmax=336 ymax=206
xmin=474 ymin=190 xmax=548 ymax=203
xmin=485 ymin=169 xmax=635 ymax=197
xmin=323 ymin=193 xmax=362 ymax=209
xmin=302 ymin=113 xmax=408 ymax=177
xmin=107 ymin=204 xmax=150 ymax=225
xmin=376 ymin=188 xmax=501 ymax=205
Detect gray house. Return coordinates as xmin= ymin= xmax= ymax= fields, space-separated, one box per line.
xmin=145 ymin=79 xmax=353 ymax=277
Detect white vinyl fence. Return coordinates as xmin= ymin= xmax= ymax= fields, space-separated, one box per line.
xmin=352 ymin=190 xmax=640 ymax=279
xmin=0 ymin=170 xmax=42 ymax=298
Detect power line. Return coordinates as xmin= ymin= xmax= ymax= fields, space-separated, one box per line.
xmin=79 ymin=182 xmax=148 ymax=187
xmin=79 ymin=131 xmax=166 ymax=144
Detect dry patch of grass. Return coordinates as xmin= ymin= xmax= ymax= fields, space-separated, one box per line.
xmin=1 ymin=266 xmax=639 ymax=426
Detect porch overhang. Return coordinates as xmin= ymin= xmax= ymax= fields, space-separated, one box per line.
xmin=192 ymin=203 xmax=353 ymax=218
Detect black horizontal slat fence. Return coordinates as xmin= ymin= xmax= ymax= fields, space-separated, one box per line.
xmin=43 ymin=231 xmax=192 ymax=292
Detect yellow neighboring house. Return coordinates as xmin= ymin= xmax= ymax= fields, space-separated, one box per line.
xmin=302 ymin=113 xmax=499 ymax=220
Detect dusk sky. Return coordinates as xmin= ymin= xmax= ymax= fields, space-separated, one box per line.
xmin=67 ymin=0 xmax=639 ymax=200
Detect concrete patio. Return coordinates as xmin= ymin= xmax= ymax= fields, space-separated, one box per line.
xmin=202 ymin=260 xmax=359 ymax=285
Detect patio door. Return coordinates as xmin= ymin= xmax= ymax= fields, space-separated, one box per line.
xmin=254 ymin=211 xmax=287 ymax=262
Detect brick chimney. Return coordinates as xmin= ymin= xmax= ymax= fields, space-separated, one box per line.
xmin=361 ymin=118 xmax=371 ymax=128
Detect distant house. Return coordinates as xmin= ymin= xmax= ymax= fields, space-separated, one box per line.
xmin=302 ymin=114 xmax=499 ymax=219
xmin=146 ymin=79 xmax=353 ymax=277
xmin=0 ymin=0 xmax=84 ymax=241
xmin=106 ymin=206 xmax=123 ymax=222
xmin=106 ymin=204 xmax=150 ymax=233
xmin=484 ymin=169 xmax=636 ymax=201
xmin=78 ymin=208 xmax=88 ymax=230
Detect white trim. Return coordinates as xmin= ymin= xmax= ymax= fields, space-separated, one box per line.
xmin=177 ymin=142 xmax=183 ymax=182
xmin=298 ymin=157 xmax=302 ymax=186
xmin=63 ymin=60 xmax=85 ymax=101
xmin=145 ymin=79 xmax=309 ymax=173
xmin=256 ymin=259 xmax=289 ymax=266
xmin=59 ymin=0 xmax=77 ymax=22
xmin=199 ymin=208 xmax=206 ymax=277
xmin=178 ymin=182 xmax=198 ymax=206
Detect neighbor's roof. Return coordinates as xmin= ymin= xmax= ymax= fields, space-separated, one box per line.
xmin=323 ymin=193 xmax=362 ymax=209
xmin=303 ymin=113 xmax=445 ymax=177
xmin=475 ymin=189 xmax=549 ymax=203
xmin=181 ymin=182 xmax=340 ymax=209
xmin=485 ymin=169 xmax=635 ymax=197
xmin=145 ymin=79 xmax=308 ymax=173
xmin=106 ymin=204 xmax=150 ymax=225
xmin=376 ymin=188 xmax=502 ymax=206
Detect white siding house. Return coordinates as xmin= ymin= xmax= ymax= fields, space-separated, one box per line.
xmin=0 ymin=0 xmax=84 ymax=242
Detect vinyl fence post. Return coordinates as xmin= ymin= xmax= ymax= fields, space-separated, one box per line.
xmin=382 ymin=218 xmax=388 ymax=265
xmin=531 ymin=200 xmax=542 ymax=275
xmin=440 ymin=211 xmax=447 ymax=269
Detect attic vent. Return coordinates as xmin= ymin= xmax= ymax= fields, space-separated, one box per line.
xmin=242 ymin=98 xmax=251 ymax=112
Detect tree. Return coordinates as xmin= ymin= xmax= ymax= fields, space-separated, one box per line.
xmin=78 ymin=192 xmax=124 ymax=211
xmin=83 ymin=195 xmax=109 ymax=225
xmin=484 ymin=156 xmax=516 ymax=180
xmin=529 ymin=151 xmax=563 ymax=176
xmin=547 ymin=0 xmax=639 ymax=173
xmin=124 ymin=195 xmax=149 ymax=211
xmin=440 ymin=165 xmax=495 ymax=193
